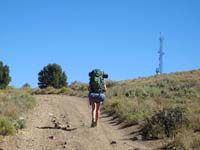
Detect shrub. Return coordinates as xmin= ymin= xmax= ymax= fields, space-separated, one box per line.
xmin=70 ymin=81 xmax=88 ymax=91
xmin=165 ymin=131 xmax=200 ymax=150
xmin=0 ymin=90 xmax=35 ymax=121
xmin=105 ymin=80 xmax=118 ymax=88
xmin=58 ymin=87 xmax=72 ymax=94
xmin=0 ymin=89 xmax=36 ymax=136
xmin=107 ymin=86 xmax=124 ymax=97
xmin=12 ymin=93 xmax=36 ymax=111
xmin=103 ymin=98 xmax=151 ymax=125
xmin=34 ymin=86 xmax=59 ymax=94
xmin=38 ymin=63 xmax=67 ymax=89
xmin=21 ymin=83 xmax=31 ymax=89
xmin=0 ymin=117 xmax=15 ymax=136
xmin=151 ymin=77 xmax=178 ymax=88
xmin=2 ymin=102 xmax=18 ymax=119
xmin=0 ymin=61 xmax=11 ymax=89
xmin=141 ymin=107 xmax=189 ymax=140
xmin=124 ymin=87 xmax=148 ymax=98
xmin=14 ymin=117 xmax=26 ymax=130
xmin=175 ymin=87 xmax=198 ymax=98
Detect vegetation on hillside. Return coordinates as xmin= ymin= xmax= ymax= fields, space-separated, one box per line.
xmin=34 ymin=81 xmax=88 ymax=97
xmin=0 ymin=88 xmax=36 ymax=136
xmin=103 ymin=69 xmax=200 ymax=149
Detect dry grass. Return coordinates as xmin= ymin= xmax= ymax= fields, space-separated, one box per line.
xmin=103 ymin=69 xmax=200 ymax=148
xmin=34 ymin=82 xmax=89 ymax=97
xmin=0 ymin=88 xmax=36 ymax=136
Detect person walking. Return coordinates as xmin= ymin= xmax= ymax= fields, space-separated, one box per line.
xmin=88 ymin=69 xmax=108 ymax=127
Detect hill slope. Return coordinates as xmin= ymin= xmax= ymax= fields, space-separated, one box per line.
xmin=103 ymin=69 xmax=200 ymax=149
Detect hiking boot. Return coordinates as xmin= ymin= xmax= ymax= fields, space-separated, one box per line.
xmin=93 ymin=121 xmax=97 ymax=127
xmin=91 ymin=121 xmax=97 ymax=128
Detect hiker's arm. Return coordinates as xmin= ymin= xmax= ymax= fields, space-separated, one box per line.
xmin=88 ymin=87 xmax=92 ymax=105
xmin=104 ymin=81 xmax=107 ymax=92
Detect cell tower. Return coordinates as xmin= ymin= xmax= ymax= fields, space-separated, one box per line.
xmin=156 ymin=33 xmax=164 ymax=75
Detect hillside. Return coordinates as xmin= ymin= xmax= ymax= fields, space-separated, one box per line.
xmin=103 ymin=69 xmax=200 ymax=149
xmin=0 ymin=69 xmax=200 ymax=150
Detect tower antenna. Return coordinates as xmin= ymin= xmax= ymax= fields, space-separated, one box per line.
xmin=156 ymin=33 xmax=164 ymax=75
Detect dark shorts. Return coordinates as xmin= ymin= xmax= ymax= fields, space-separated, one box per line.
xmin=89 ymin=93 xmax=106 ymax=103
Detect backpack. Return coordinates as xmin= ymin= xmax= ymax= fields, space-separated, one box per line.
xmin=89 ymin=69 xmax=106 ymax=93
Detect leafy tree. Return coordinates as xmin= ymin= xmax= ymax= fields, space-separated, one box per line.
xmin=0 ymin=61 xmax=11 ymax=89
xmin=38 ymin=63 xmax=67 ymax=89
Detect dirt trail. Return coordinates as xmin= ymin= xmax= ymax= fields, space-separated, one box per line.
xmin=0 ymin=95 xmax=156 ymax=150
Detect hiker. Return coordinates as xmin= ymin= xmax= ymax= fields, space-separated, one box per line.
xmin=88 ymin=69 xmax=108 ymax=127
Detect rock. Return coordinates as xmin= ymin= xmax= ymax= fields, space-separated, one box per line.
xmin=54 ymin=122 xmax=61 ymax=129
xmin=63 ymin=145 xmax=67 ymax=149
xmin=52 ymin=118 xmax=56 ymax=123
xmin=49 ymin=135 xmax=55 ymax=140
xmin=48 ymin=113 xmax=54 ymax=117
xmin=67 ymin=125 xmax=71 ymax=128
xmin=110 ymin=141 xmax=117 ymax=145
xmin=62 ymin=141 xmax=67 ymax=149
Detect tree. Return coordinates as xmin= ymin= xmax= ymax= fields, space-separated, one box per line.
xmin=38 ymin=63 xmax=67 ymax=89
xmin=22 ymin=83 xmax=31 ymax=89
xmin=0 ymin=61 xmax=11 ymax=89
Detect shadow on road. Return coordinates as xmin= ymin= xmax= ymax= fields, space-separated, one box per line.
xmin=36 ymin=126 xmax=77 ymax=132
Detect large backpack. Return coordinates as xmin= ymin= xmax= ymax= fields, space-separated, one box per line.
xmin=89 ymin=69 xmax=106 ymax=93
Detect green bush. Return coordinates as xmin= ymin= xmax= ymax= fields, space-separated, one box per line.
xmin=38 ymin=63 xmax=67 ymax=89
xmin=14 ymin=117 xmax=26 ymax=130
xmin=141 ymin=107 xmax=189 ymax=140
xmin=0 ymin=61 xmax=11 ymax=89
xmin=0 ymin=117 xmax=15 ymax=136
xmin=103 ymin=98 xmax=151 ymax=125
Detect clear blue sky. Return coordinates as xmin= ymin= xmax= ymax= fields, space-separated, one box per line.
xmin=0 ymin=0 xmax=199 ymax=87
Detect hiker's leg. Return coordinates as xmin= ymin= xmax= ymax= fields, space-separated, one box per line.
xmin=91 ymin=101 xmax=96 ymax=123
xmin=95 ymin=102 xmax=100 ymax=123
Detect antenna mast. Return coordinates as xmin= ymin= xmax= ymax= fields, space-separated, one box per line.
xmin=156 ymin=33 xmax=164 ymax=74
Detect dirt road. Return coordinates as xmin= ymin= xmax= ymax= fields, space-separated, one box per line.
xmin=0 ymin=95 xmax=155 ymax=150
